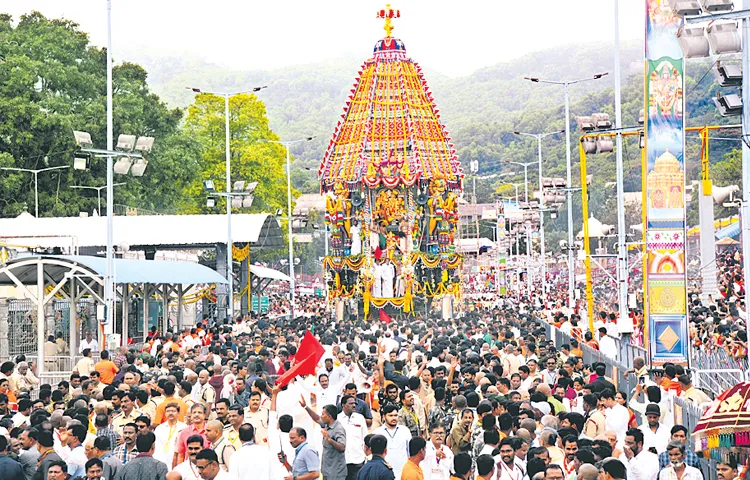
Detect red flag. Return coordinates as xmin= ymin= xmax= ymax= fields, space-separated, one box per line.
xmin=294 ymin=331 xmax=325 ymax=365
xmin=379 ymin=309 xmax=392 ymax=325
xmin=275 ymin=330 xmax=324 ymax=388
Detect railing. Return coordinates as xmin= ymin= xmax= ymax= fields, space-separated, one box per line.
xmin=693 ymin=368 xmax=746 ymax=398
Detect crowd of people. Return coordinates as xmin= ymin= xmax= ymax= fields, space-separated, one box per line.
xmin=687 ymin=250 xmax=748 ymax=360
xmin=0 ymin=296 xmax=737 ymax=480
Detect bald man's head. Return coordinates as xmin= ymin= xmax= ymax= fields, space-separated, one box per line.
xmin=578 ymin=464 xmax=599 ymax=480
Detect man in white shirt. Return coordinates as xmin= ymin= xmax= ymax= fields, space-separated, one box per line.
xmin=621 ymin=428 xmax=659 ymax=480
xmin=639 ymin=404 xmax=671 ymax=454
xmin=658 ymin=441 xmax=702 ymax=480
xmin=154 ymin=402 xmax=186 ymax=467
xmin=602 ymin=390 xmax=630 ymax=442
xmin=299 ymin=372 xmax=341 ymax=415
xmin=497 ymin=437 xmax=524 ymax=480
xmin=339 ymin=394 xmax=368 ymax=479
xmin=172 ymin=435 xmax=204 ymax=480
xmin=373 ymin=404 xmax=411 ymax=479
xmin=598 ymin=328 xmax=618 ymax=360
xmin=229 ymin=424 xmax=270 ymax=480
xmin=79 ymin=331 xmax=98 ymax=354
xmin=421 ymin=424 xmax=453 ymax=480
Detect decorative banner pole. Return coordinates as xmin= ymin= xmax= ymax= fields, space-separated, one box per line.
xmin=643 ymin=2 xmax=689 ymax=366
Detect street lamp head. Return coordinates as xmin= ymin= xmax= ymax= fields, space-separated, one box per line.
xmin=593 ymin=72 xmax=608 ymax=79
xmin=513 ymin=131 xmax=521 ymax=135
xmin=73 ymin=155 xmax=90 ymax=171
xmin=116 ymin=134 xmax=136 ymax=152
xmin=113 ymin=157 xmax=133 ymax=175
xmin=188 ymin=87 xmax=202 ymax=93
xmin=203 ymin=179 xmax=216 ymax=192
xmin=134 ymin=136 xmax=155 ymax=154
xmin=253 ymin=86 xmax=268 ymax=92
xmin=524 ymin=77 xmax=540 ymax=83
xmin=130 ymin=158 xmax=148 ymax=177
xmin=206 ymin=197 xmax=216 ymax=208
xmin=73 ymin=131 xmax=93 ymax=149
xmin=305 ymin=136 xmax=315 ymax=141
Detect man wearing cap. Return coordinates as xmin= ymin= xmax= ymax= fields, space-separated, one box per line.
xmin=639 ymin=404 xmax=670 ymax=454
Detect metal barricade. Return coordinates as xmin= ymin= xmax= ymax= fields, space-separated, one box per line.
xmin=692 ymin=368 xmax=745 ymax=399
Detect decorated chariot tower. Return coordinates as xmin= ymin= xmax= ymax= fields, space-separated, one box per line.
xmin=318 ymin=5 xmax=464 ymax=318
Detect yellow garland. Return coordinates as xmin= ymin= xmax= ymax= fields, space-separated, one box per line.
xmin=232 ymin=244 xmax=250 ymax=262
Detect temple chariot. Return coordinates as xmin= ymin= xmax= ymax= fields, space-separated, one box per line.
xmin=318 ymin=5 xmax=464 ymax=319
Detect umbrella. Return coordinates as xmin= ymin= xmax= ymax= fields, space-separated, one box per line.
xmin=694 ymin=382 xmax=750 ymax=450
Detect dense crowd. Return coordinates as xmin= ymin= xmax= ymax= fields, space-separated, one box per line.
xmin=688 ymin=250 xmax=747 ymax=359
xmin=0 ymin=297 xmax=737 ymax=480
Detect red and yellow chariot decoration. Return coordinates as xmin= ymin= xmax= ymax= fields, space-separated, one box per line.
xmin=318 ymin=5 xmax=464 ymax=316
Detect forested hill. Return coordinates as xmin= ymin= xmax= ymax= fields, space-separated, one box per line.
xmin=136 ymin=39 xmax=735 ymax=208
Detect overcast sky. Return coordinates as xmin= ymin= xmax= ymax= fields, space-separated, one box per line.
xmin=6 ymin=1 xmax=646 ymax=77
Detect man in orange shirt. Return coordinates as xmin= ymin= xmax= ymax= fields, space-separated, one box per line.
xmin=152 ymin=381 xmax=189 ymax=425
xmin=402 ymin=437 xmax=426 ymax=480
xmin=94 ymin=350 xmax=119 ymax=385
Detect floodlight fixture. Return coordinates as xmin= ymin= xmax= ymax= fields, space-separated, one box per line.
xmin=701 ymin=0 xmax=734 ymax=13
xmin=275 ymin=208 xmax=284 ymax=216
xmin=596 ymin=135 xmax=614 ymax=154
xmin=207 ymin=197 xmax=216 ymax=208
xmin=592 ymin=113 xmax=612 ymax=130
xmin=638 ymin=109 xmax=645 ymax=125
xmin=73 ymin=155 xmax=90 ymax=170
xmin=113 ymin=157 xmax=133 ymax=175
xmin=677 ymin=24 xmax=711 ymax=58
xmin=204 ymin=180 xmax=216 ymax=192
xmin=576 ymin=116 xmax=596 ymax=132
xmin=246 ymin=181 xmax=258 ymax=194
xmin=116 ymin=134 xmax=137 ymax=152
xmin=581 ymin=137 xmax=597 ymax=154
xmin=73 ymin=131 xmax=93 ymax=148
xmin=714 ymin=92 xmax=743 ymax=116
xmin=134 ymin=136 xmax=155 ymax=154
xmin=706 ymin=21 xmax=741 ymax=55
xmin=242 ymin=195 xmax=254 ymax=209
xmin=668 ymin=0 xmax=703 ymax=16
xmin=233 ymin=181 xmax=246 ymax=192
xmin=714 ymin=62 xmax=742 ymax=87
xmin=469 ymin=159 xmax=479 ymax=174
xmin=232 ymin=196 xmax=243 ymax=209
xmin=639 ymin=132 xmax=646 ymax=149
xmin=551 ymin=211 xmax=558 ymax=219
xmin=130 ymin=158 xmax=148 ymax=177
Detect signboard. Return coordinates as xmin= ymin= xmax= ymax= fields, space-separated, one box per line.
xmin=251 ymin=296 xmax=270 ymax=313
xmin=644 ymin=1 xmax=689 ymax=366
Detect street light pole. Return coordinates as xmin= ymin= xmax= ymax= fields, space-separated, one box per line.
xmin=187 ymin=85 xmax=267 ymax=322
xmin=506 ymin=160 xmax=536 ymax=294
xmin=105 ymin=0 xmax=115 ymax=334
xmin=513 ymin=130 xmax=562 ymax=304
xmin=0 ymin=166 xmax=69 ymax=218
xmin=524 ymin=72 xmax=608 ymax=308
xmin=612 ymin=0 xmax=630 ymax=333
xmin=263 ymin=136 xmax=315 ymax=319
xmin=70 ymin=183 xmax=126 ymax=215
xmin=224 ymin=93 xmax=232 ymax=321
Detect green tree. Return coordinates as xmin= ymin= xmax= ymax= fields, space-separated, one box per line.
xmin=183 ymin=93 xmax=291 ymax=214
xmin=0 ymin=12 xmax=199 ymax=217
